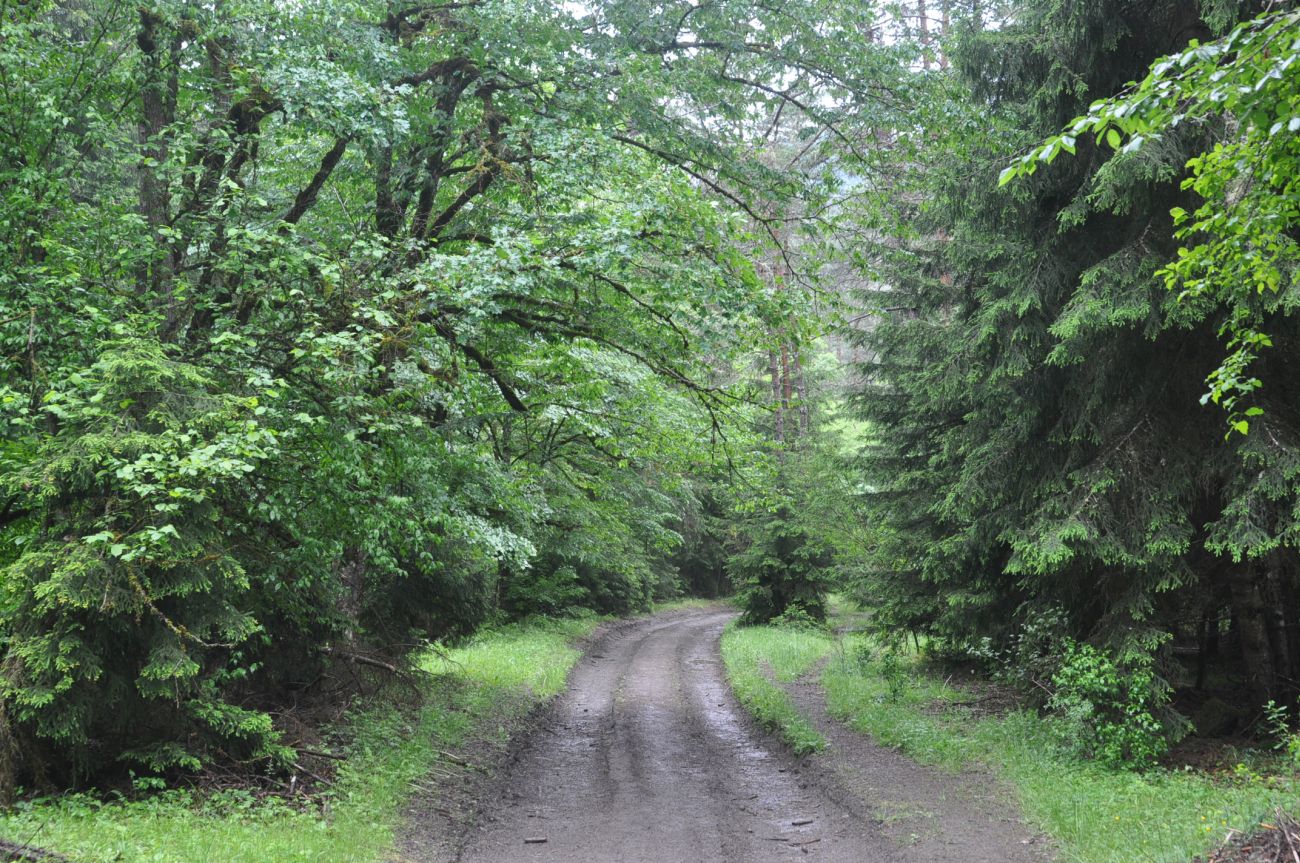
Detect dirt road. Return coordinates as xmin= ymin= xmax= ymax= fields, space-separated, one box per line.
xmin=449 ymin=609 xmax=898 ymax=862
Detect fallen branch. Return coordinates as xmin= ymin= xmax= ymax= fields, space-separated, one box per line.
xmin=438 ymin=750 xmax=487 ymax=773
xmin=320 ymin=647 xmax=399 ymax=674
xmin=1281 ymin=809 xmax=1300 ymax=863
xmin=294 ymin=747 xmax=345 ymax=761
xmin=0 ymin=838 xmax=72 ymax=863
xmin=292 ymin=762 xmax=333 ymax=788
xmin=1196 ymin=808 xmax=1300 ymax=863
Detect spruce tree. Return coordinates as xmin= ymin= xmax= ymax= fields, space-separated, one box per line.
xmin=855 ymin=0 xmax=1300 ymax=720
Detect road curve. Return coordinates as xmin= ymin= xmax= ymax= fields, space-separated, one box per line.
xmin=452 ymin=608 xmax=898 ymax=863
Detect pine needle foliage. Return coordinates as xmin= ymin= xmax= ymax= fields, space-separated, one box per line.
xmin=854 ymin=0 xmax=1300 ymax=747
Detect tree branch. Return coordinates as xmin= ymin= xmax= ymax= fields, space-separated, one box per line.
xmin=423 ymin=317 xmax=528 ymax=412
xmin=282 ymin=135 xmax=351 ymax=226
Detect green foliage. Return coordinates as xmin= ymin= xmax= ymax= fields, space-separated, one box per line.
xmin=1 ymin=338 xmax=286 ymax=775
xmin=824 ymin=648 xmax=1300 ymax=863
xmin=1048 ymin=641 xmax=1178 ymax=770
xmin=770 ymin=604 xmax=826 ymax=631
xmin=967 ymin=606 xmax=1073 ymax=701
xmin=0 ymin=615 xmax=601 ymax=862
xmin=801 ymin=623 xmax=1300 ymax=863
xmin=422 ymin=614 xmax=599 ymax=699
xmin=726 ymin=418 xmax=869 ymax=626
xmin=839 ymin=637 xmax=914 ymax=703
xmin=965 ymin=603 xmax=1186 ymax=774
xmin=0 ymin=0 xmax=899 ymax=791
xmin=730 ymin=504 xmax=833 ymax=625
xmin=671 ymin=485 xmax=731 ymax=599
xmin=1005 ymin=9 xmax=1300 ymax=434
xmin=853 ymin=0 xmax=1300 ymax=743
xmin=876 ymin=646 xmax=911 ymax=704
xmin=1262 ymin=700 xmax=1300 ymax=771
xmin=502 ymin=565 xmax=588 ymax=618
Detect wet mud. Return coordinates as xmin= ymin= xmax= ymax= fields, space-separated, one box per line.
xmin=404 ymin=607 xmax=1049 ymax=863
xmin=444 ymin=609 xmax=896 ymax=862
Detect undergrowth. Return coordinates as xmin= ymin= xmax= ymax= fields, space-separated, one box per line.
xmin=815 ymin=624 xmax=1300 ymax=863
xmin=0 ymin=616 xmax=602 ymax=863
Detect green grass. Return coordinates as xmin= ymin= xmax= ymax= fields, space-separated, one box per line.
xmin=422 ymin=614 xmax=599 ymax=696
xmin=0 ymin=615 xmax=603 ymax=863
xmin=720 ymin=623 xmax=834 ymax=755
xmin=651 ymin=596 xmax=733 ymax=613
xmin=816 ymin=629 xmax=1300 ymax=863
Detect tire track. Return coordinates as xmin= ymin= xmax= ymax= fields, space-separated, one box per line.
xmin=446 ymin=609 xmax=896 ymax=863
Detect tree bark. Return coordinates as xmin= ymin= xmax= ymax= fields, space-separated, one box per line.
xmin=940 ymin=0 xmax=951 ymax=69
xmin=1262 ymin=556 xmax=1295 ymax=692
xmin=793 ymin=349 xmax=810 ymax=437
xmin=376 ymin=145 xmax=402 ymax=237
xmin=918 ymin=0 xmax=930 ymax=70
xmin=780 ymin=340 xmax=792 ymax=437
xmin=769 ymin=349 xmax=784 ymax=443
xmin=136 ymin=9 xmax=175 ymax=295
xmin=1282 ymin=566 xmax=1300 ymax=696
xmin=336 ymin=547 xmax=369 ymax=643
xmin=1195 ymin=609 xmax=1211 ymax=692
xmin=1226 ymin=563 xmax=1277 ymax=703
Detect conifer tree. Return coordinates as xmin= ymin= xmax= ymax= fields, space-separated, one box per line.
xmin=855 ymin=0 xmax=1300 ymax=722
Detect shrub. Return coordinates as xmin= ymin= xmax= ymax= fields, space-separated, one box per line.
xmin=771 ymin=605 xmax=826 ymax=630
xmin=1262 ymin=700 xmax=1300 ymax=770
xmin=1048 ymin=641 xmax=1177 ymax=770
xmin=502 ymin=565 xmax=588 ymax=617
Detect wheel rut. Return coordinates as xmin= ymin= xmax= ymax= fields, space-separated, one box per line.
xmin=442 ymin=609 xmax=898 ymax=863
xmin=781 ymin=663 xmax=1053 ymax=863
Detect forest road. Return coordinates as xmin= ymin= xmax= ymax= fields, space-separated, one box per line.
xmin=448 ymin=607 xmax=902 ymax=863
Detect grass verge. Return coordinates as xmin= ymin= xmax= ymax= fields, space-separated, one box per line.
xmin=0 ymin=615 xmax=602 ymax=863
xmin=720 ymin=623 xmax=834 ymax=755
xmin=652 ymin=596 xmax=733 ymax=614
xmin=803 ymin=621 xmax=1300 ymax=863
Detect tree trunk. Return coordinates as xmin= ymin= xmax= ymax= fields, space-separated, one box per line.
xmin=376 ymin=145 xmax=402 ymax=237
xmin=940 ymin=0 xmax=951 ymax=69
xmin=136 ymin=10 xmax=176 ymax=294
xmin=1226 ymin=563 xmax=1277 ymax=703
xmin=918 ymin=0 xmax=930 ymax=70
xmin=336 ymin=547 xmax=369 ymax=644
xmin=1196 ymin=609 xmax=1210 ymax=692
xmin=793 ymin=349 xmax=810 ymax=437
xmin=136 ymin=11 xmax=169 ymax=232
xmin=1283 ymin=568 xmax=1300 ymax=698
xmin=1262 ymin=556 xmax=1296 ymax=692
xmin=1206 ymin=609 xmax=1220 ymax=660
xmin=0 ymin=701 xmax=15 ymax=807
xmin=780 ymin=340 xmax=792 ymax=438
xmin=769 ymin=349 xmax=784 ymax=443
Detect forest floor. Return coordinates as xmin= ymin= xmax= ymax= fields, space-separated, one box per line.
xmin=0 ymin=615 xmax=607 ymax=863
xmin=780 ymin=658 xmax=1051 ymax=862
xmin=719 ymin=604 xmax=1300 ymax=863
xmin=406 ymin=605 xmax=1045 ymax=863
xmin=13 ymin=603 xmax=1293 ymax=863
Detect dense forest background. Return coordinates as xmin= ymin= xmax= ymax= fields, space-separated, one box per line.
xmin=851 ymin=0 xmax=1300 ymax=768
xmin=0 ymin=0 xmax=1297 ymax=796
